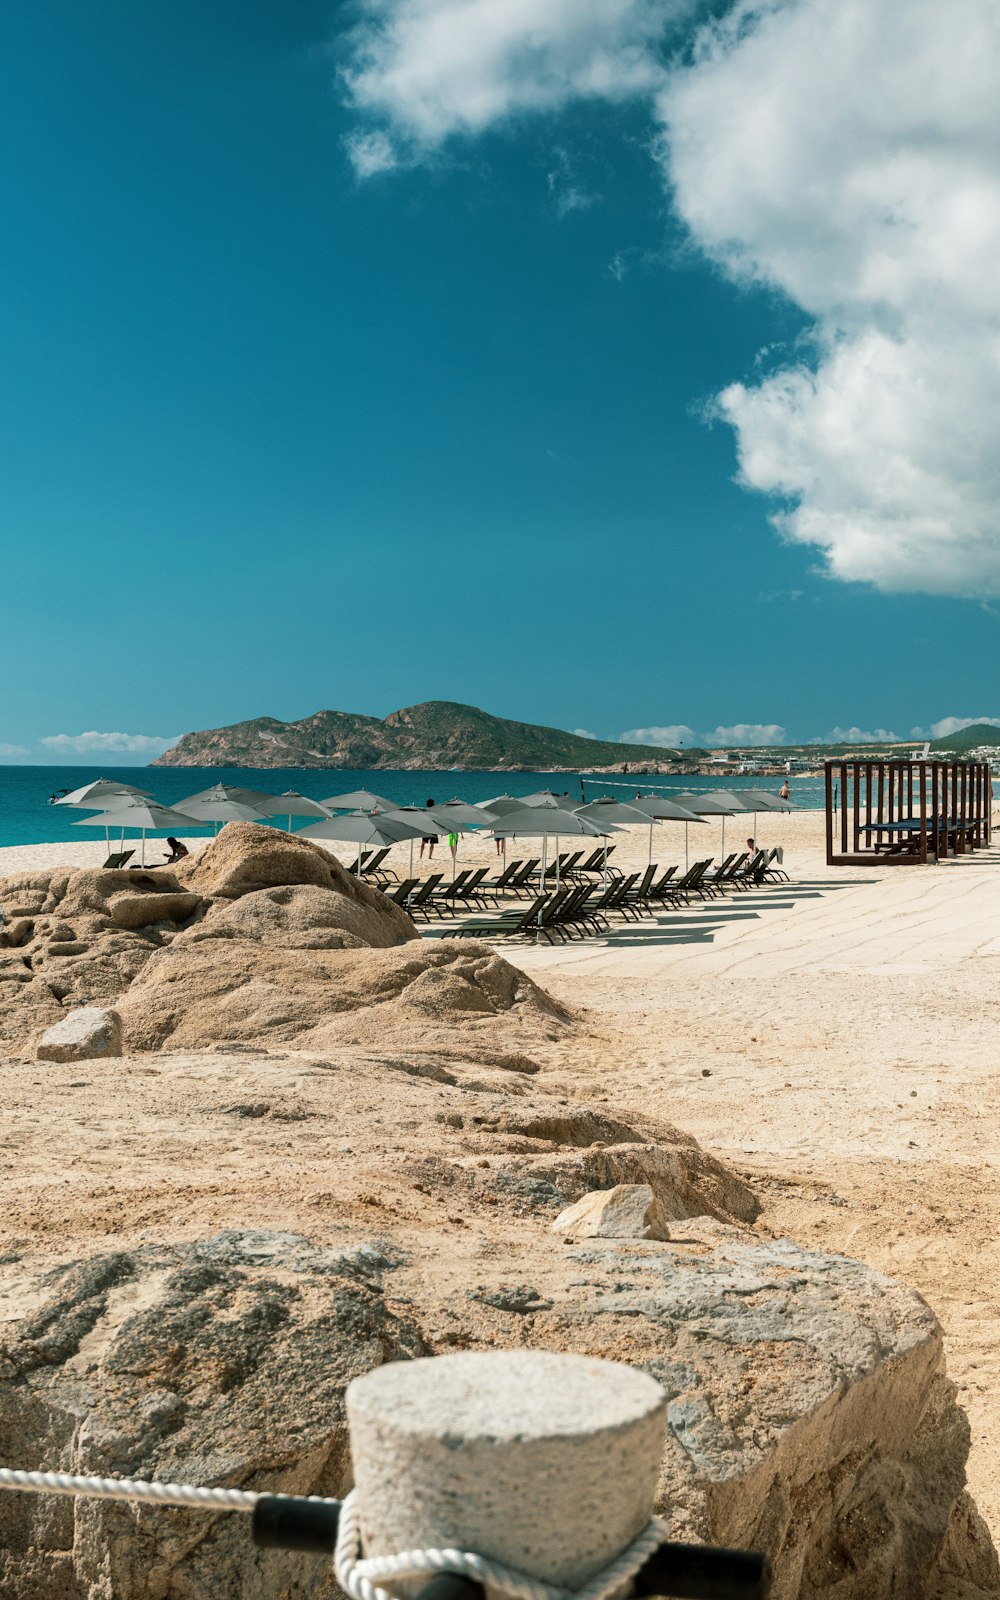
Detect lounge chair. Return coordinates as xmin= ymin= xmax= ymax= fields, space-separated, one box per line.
xmin=403 ymin=873 xmax=445 ymax=918
xmin=729 ymin=850 xmax=769 ymax=889
xmin=500 ymin=858 xmax=541 ymax=895
xmin=482 ymin=858 xmax=524 ymax=893
xmin=102 ymin=850 xmax=135 ymax=869
xmin=385 ymin=877 xmax=419 ymax=906
xmin=760 ymin=847 xmax=790 ymax=882
xmin=660 ymin=861 xmax=713 ymax=905
xmin=569 ymin=846 xmax=620 ymax=880
xmin=449 ymin=896 xmax=550 ymax=941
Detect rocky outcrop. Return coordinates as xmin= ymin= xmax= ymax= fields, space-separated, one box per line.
xmin=0 ymin=1216 xmax=994 ymax=1599
xmin=0 ymin=1230 xmax=424 ymax=1600
xmin=0 ymin=827 xmax=570 ymax=1070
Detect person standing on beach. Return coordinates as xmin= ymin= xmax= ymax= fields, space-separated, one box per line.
xmin=779 ymin=779 xmax=791 ymax=809
xmin=420 ymin=798 xmax=436 ymax=860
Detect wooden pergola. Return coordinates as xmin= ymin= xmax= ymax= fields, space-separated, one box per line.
xmin=825 ymin=759 xmax=992 ymax=866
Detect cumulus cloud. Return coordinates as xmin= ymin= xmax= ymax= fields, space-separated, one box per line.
xmin=807 ymin=726 xmax=901 ymax=745
xmin=342 ymin=0 xmax=1000 ymax=599
xmin=660 ymin=0 xmax=1000 ymax=595
xmin=341 ymin=0 xmax=676 ymax=170
xmin=572 ymin=727 xmax=598 ymax=739
xmin=930 ymin=715 xmax=1000 ymax=738
xmin=705 ymin=723 xmax=787 ymax=747
xmin=0 ymin=743 xmax=29 ymax=758
xmin=620 ymin=724 xmax=695 ymax=747
xmin=39 ymin=731 xmax=180 ymax=755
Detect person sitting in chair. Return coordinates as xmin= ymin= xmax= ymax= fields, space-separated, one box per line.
xmin=162 ymin=837 xmax=189 ymax=865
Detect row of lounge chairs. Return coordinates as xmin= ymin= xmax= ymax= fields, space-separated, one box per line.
xmin=383 ymin=847 xmax=788 ymax=940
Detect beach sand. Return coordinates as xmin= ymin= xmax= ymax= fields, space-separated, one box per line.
xmin=3 ymin=808 xmax=999 ymax=1535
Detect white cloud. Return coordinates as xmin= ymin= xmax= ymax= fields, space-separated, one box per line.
xmin=660 ymin=0 xmax=1000 ymax=596
xmin=572 ymin=727 xmax=598 ymax=739
xmin=808 ymin=726 xmax=901 ymax=745
xmin=341 ymin=0 xmax=675 ymax=165
xmin=930 ymin=715 xmax=1000 ymax=738
xmin=345 ymin=128 xmax=399 ymax=177
xmin=706 ymin=723 xmax=787 ymax=747
xmin=39 ymin=731 xmax=180 ymax=756
xmin=342 ymin=0 xmax=1000 ymax=600
xmin=0 ymin=742 xmax=29 ymax=758
xmin=620 ymin=724 xmax=695 ymax=747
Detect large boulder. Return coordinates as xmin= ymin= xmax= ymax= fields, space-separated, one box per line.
xmin=115 ymin=937 xmax=570 ymax=1067
xmin=0 ymin=1231 xmax=424 ymax=1600
xmin=0 ymin=1219 xmax=994 ymax=1600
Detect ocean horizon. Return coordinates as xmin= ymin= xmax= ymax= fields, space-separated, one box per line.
xmin=0 ymin=764 xmax=826 ymax=849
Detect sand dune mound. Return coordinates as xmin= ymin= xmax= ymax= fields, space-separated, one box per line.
xmin=0 ymin=824 xmax=572 ymax=1068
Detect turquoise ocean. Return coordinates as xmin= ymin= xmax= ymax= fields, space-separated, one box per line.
xmin=0 ymin=766 xmax=825 ymax=849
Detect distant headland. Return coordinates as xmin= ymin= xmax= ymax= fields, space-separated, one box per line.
xmin=151 ymin=701 xmax=698 ymax=773
xmin=150 ymin=704 xmax=1000 ymax=773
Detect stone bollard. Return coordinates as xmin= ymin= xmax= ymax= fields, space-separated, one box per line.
xmin=345 ymin=1350 xmax=666 ymax=1596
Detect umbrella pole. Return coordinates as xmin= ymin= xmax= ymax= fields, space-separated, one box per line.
xmin=540 ymin=834 xmax=548 ymax=895
xmin=141 ymin=829 xmax=146 ymax=867
xmin=721 ymin=816 xmax=725 ymax=860
xmin=648 ymin=821 xmax=653 ymax=867
xmin=288 ymin=813 xmax=293 ymax=833
xmin=356 ymin=844 xmax=363 ymax=875
xmin=685 ymin=822 xmax=689 ymax=871
xmin=602 ymin=838 xmax=608 ymax=888
xmin=555 ymin=836 xmax=560 ymax=887
xmin=409 ymin=839 xmax=414 ymax=878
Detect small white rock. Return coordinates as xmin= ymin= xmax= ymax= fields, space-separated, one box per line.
xmin=37 ymin=1007 xmax=123 ymax=1063
xmin=550 ymin=1183 xmax=670 ymax=1242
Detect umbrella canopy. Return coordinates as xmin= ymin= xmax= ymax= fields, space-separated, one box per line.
xmin=476 ymin=794 xmax=520 ymax=816
xmin=576 ymin=796 xmax=703 ymax=867
xmin=628 ymin=795 xmax=705 ymax=822
xmin=319 ymin=789 xmax=395 ymax=812
xmin=738 ymin=789 xmax=797 ymax=811
xmin=74 ymin=799 xmax=205 ymax=865
xmin=299 ymin=811 xmax=425 ymax=873
xmin=517 ymin=790 xmax=579 ymax=809
xmin=253 ymin=790 xmax=332 ymax=830
xmin=258 ymin=790 xmax=331 ymax=818
xmin=701 ymin=790 xmax=758 ymax=814
xmin=53 ymin=779 xmax=151 ymax=808
xmin=672 ymin=793 xmax=736 ymax=816
xmin=673 ymin=792 xmax=740 ymax=866
xmin=380 ymin=808 xmax=452 ymax=835
xmin=173 ymin=797 xmax=274 ymax=826
xmin=433 ymin=799 xmax=500 ymax=826
xmin=489 ymin=809 xmax=604 ymax=838
xmin=489 ymin=807 xmax=606 ymax=891
xmin=175 ymin=783 xmax=275 ymax=810
xmin=74 ymin=800 xmax=199 ymax=831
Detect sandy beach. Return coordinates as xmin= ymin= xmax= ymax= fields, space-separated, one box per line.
xmin=3 ymin=810 xmax=999 ymax=1541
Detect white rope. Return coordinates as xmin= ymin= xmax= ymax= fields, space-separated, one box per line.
xmin=335 ymin=1489 xmax=669 ymax=1600
xmin=0 ymin=1468 xmax=260 ymax=1512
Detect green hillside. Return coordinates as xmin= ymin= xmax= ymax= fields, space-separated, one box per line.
xmin=929 ymin=723 xmax=1000 ymax=753
xmin=152 ymin=701 xmax=695 ymax=771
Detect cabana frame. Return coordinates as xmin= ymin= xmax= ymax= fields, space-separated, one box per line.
xmin=824 ymin=759 xmax=992 ymax=866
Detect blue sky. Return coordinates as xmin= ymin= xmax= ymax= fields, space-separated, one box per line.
xmin=2 ymin=0 xmax=999 ymax=764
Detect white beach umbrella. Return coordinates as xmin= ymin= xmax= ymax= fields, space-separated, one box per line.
xmin=380 ymin=807 xmax=453 ymax=877
xmin=254 ymin=790 xmax=332 ymax=832
xmin=488 ymin=807 xmax=606 ymax=893
xmin=52 ymin=779 xmax=152 ymax=808
xmin=299 ymin=812 xmax=425 ymax=874
xmin=320 ymin=788 xmax=394 ymax=812
xmin=578 ymin=796 xmax=704 ymax=869
xmin=174 ymin=795 xmax=274 ymax=833
xmin=74 ymin=799 xmax=206 ymax=866
xmin=673 ymin=792 xmax=740 ymax=864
